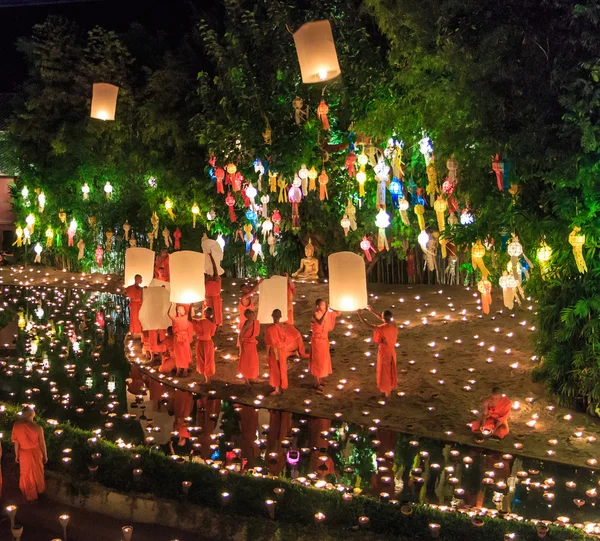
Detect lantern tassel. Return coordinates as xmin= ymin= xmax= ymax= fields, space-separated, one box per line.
xmin=414 ymin=204 xmax=425 ymax=230
xmin=478 ymin=278 xmax=492 ymax=315
xmin=569 ymin=227 xmax=587 ymax=273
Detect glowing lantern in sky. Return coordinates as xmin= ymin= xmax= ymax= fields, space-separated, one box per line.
xmin=170 ymin=251 xmax=206 ymax=304
xmin=90 ymin=83 xmax=119 ymax=121
xmin=257 ymin=276 xmax=289 ymax=323
xmin=328 ymin=251 xmax=368 ymax=312
xmin=293 ymin=20 xmax=341 ymax=83
xmin=124 ymin=247 xmax=155 ymax=287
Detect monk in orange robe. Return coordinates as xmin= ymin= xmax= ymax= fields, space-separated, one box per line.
xmin=168 ymin=303 xmax=193 ymax=377
xmin=471 ymin=386 xmax=512 ymax=439
xmin=284 ymin=273 xmax=296 ymax=325
xmin=283 ymin=323 xmax=309 ymax=359
xmin=264 ymin=309 xmax=288 ymax=395
xmin=309 ymin=299 xmax=340 ymax=391
xmin=204 ymin=252 xmax=223 ymax=326
xmin=154 ymin=249 xmax=170 ymax=281
xmin=12 ymin=406 xmax=47 ymax=502
xmin=237 ymin=280 xmax=260 ymax=346
xmin=125 ymin=274 xmax=143 ymax=336
xmin=192 ymin=306 xmax=217 ymax=383
xmin=159 ymin=328 xmax=176 ymax=374
xmin=238 ymin=309 xmax=260 ymax=386
xmin=358 ymin=307 xmax=398 ymax=397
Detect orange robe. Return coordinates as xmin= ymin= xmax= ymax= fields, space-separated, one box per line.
xmin=205 ymin=278 xmax=223 ymax=325
xmin=172 ymin=315 xmax=192 ymax=370
xmin=237 ymin=298 xmax=255 ymax=346
xmin=265 ymin=324 xmax=288 ymax=389
xmin=309 ymin=311 xmax=337 ymax=378
xmin=287 ymin=281 xmax=296 ymax=325
xmin=154 ymin=254 xmax=170 ymax=281
xmin=12 ymin=421 xmax=45 ymax=501
xmin=238 ymin=320 xmax=260 ymax=379
xmin=471 ymin=396 xmax=512 ymax=439
xmin=125 ymin=284 xmax=143 ymax=334
xmin=283 ymin=324 xmax=307 ymax=358
xmin=194 ymin=319 xmax=217 ymax=377
xmin=159 ymin=334 xmax=176 ymax=373
xmin=128 ymin=364 xmax=146 ymax=395
xmin=374 ymin=323 xmax=398 ymax=393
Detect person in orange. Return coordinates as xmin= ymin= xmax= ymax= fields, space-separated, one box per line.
xmin=283 ymin=273 xmax=296 ymax=325
xmin=237 ymin=280 xmax=261 ymax=346
xmin=12 ymin=406 xmax=47 ymax=502
xmin=309 ymin=299 xmax=340 ymax=392
xmin=471 ymin=386 xmax=512 ymax=439
xmin=357 ymin=306 xmax=398 ymax=397
xmin=191 ymin=306 xmax=217 ymax=384
xmin=238 ymin=309 xmax=260 ymax=386
xmin=283 ymin=323 xmax=309 ymax=359
xmin=265 ymin=309 xmax=288 ymax=396
xmin=125 ymin=274 xmax=143 ymax=337
xmin=168 ymin=303 xmax=193 ymax=377
xmin=159 ymin=327 xmax=176 ymax=374
xmin=204 ymin=252 xmax=223 ymax=327
xmin=154 ymin=248 xmax=170 ymax=281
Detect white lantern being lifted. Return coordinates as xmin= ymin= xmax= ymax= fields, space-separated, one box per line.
xmin=139 ymin=286 xmax=171 ymax=331
xmin=91 ymin=83 xmax=119 ymax=121
xmin=124 ymin=247 xmax=155 ymax=287
xmin=201 ymin=238 xmax=225 ymax=275
xmin=293 ymin=20 xmax=341 ymax=84
xmin=257 ymin=276 xmax=289 ymax=324
xmin=328 ymin=251 xmax=368 ymax=312
xmin=170 ymin=251 xmax=205 ymax=303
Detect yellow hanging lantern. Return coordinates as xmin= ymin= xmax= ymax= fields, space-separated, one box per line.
xmin=165 ymin=198 xmax=176 ymax=220
xmin=308 ymin=166 xmax=318 ymax=191
xmin=269 ymin=172 xmax=278 ymax=193
xmin=292 ymin=20 xmax=341 ymax=84
xmin=471 ymin=240 xmax=489 ymax=278
xmin=426 ymin=160 xmax=437 ymax=206
xmin=569 ymin=227 xmax=587 ymax=273
xmin=191 ymin=202 xmax=200 ymax=228
xmin=13 ymin=225 xmax=23 ymax=247
xmin=91 ymin=83 xmax=119 ymax=121
xmin=433 ymin=196 xmax=448 ymax=257
xmin=356 ymin=168 xmax=366 ymax=197
xmin=58 ymin=209 xmax=67 ymax=223
xmin=357 ymin=151 xmax=369 ymax=167
xmin=18 ymin=311 xmax=26 ymax=330
xmin=45 ymin=226 xmax=53 ymax=247
xmin=537 ymin=241 xmax=552 ymax=279
xmin=414 ymin=204 xmax=425 ymax=230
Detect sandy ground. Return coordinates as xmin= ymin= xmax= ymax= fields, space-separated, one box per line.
xmin=3 ymin=265 xmax=600 ymax=469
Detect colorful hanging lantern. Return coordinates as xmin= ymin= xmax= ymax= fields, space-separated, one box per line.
xmin=446 ymin=155 xmax=458 ymax=185
xmin=251 ymin=239 xmax=263 ymax=262
xmin=417 ymin=229 xmax=429 ymax=251
xmin=507 ymin=235 xmax=523 ymax=280
xmin=419 ymin=135 xmax=433 ymax=165
xmin=81 ymin=183 xmax=90 ymax=200
xmin=243 ymin=224 xmax=253 ymax=253
xmin=225 ymin=163 xmax=237 ymax=187
xmin=269 ymin=172 xmax=278 ymax=193
xmin=90 ymin=83 xmax=119 ymax=121
xmin=398 ymin=197 xmax=410 ymax=226
xmin=261 ymin=217 xmax=273 ymax=240
xmin=215 ymin=167 xmax=225 ymax=194
xmin=345 ymin=150 xmax=357 ymax=178
xmin=260 ymin=194 xmax=270 ymax=218
xmin=278 ymin=177 xmax=288 ymax=203
xmin=104 ymin=181 xmax=113 ymax=200
xmin=21 ymin=186 xmax=29 ymax=199
xmin=426 ymin=161 xmax=437 ymax=206
xmin=360 ymin=236 xmax=376 ymax=262
xmin=45 ymin=226 xmax=53 ymax=247
xmin=254 ymin=159 xmax=265 ymax=191
xmin=13 ymin=226 xmax=23 ymax=247
xmin=499 ymin=271 xmax=517 ymax=310
xmin=105 ymin=231 xmax=114 ymax=251
xmin=191 ymin=202 xmax=200 ymax=228
xmin=537 ymin=241 xmax=552 ymax=279
xmin=308 ymin=166 xmax=318 ymax=192
xmin=162 ymin=227 xmax=172 ymax=248
xmin=165 ymin=198 xmax=176 ymax=220
xmin=292 ymin=20 xmax=341 ymax=84
xmin=340 ymin=215 xmax=351 ymax=237
xmin=345 ymin=199 xmax=357 ymax=230
xmin=233 ymin=171 xmax=243 ymax=192
xmin=38 ymin=191 xmax=46 ymax=213
xmin=289 ymin=178 xmax=302 ymax=231
xmin=23 ymin=226 xmax=31 ymax=245
xmin=375 ymin=209 xmax=390 ymax=252
xmin=356 ymin=169 xmax=366 ymax=197
xmin=478 ymin=277 xmax=492 ymax=315
xmin=433 ymin=196 xmax=448 ymax=257
xmin=492 ymin=154 xmax=504 ymax=191
xmin=147 ymin=176 xmax=157 ymax=188
xmin=317 ymin=100 xmax=330 ymax=130
xmin=460 ymin=210 xmax=474 ymax=225
xmin=374 ymin=157 xmax=390 ymax=210
xmin=318 ymin=169 xmax=329 ymax=201
xmin=216 ymin=234 xmax=226 ymax=252
xmin=123 ymin=220 xmax=131 ymax=241
xmin=569 ymin=227 xmax=587 ymax=273
xmin=173 ymin=228 xmax=182 ymax=250
xmin=67 ymin=219 xmax=77 ymax=247
xmin=225 ymin=193 xmax=236 ymax=222
xmin=33 ymin=242 xmax=42 ymax=263
xmin=414 ymin=204 xmax=425 ymax=230
xmin=389 ymin=179 xmax=402 ymax=209
xmin=471 ymin=240 xmax=489 ymax=278
xmin=272 ymin=210 xmax=282 ymax=234
xmin=25 ymin=213 xmax=35 ymax=234
xmin=298 ymin=165 xmax=309 ymax=196
xmin=246 ymin=183 xmax=258 ymax=209
xmin=58 ymin=209 xmax=67 ymax=223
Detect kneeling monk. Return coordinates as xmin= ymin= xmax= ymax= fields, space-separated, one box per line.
xmin=471 ymin=386 xmax=512 ymax=439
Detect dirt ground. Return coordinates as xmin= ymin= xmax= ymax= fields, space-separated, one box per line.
xmin=3 ymin=265 xmax=600 ymax=469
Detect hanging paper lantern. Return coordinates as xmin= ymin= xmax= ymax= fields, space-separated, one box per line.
xmin=471 ymin=240 xmax=489 ymax=278
xmin=492 ymin=154 xmax=504 ymax=191
xmin=225 ymin=163 xmax=237 ymax=187
xmin=345 ymin=151 xmax=357 ymax=178
xmin=38 ymin=191 xmax=46 ymax=213
xmin=254 ymin=159 xmax=265 ymax=191
xmin=257 ymin=276 xmax=288 ymax=323
xmin=417 ymin=229 xmax=429 ymax=250
xmin=81 ymin=183 xmax=90 ymax=200
xmin=433 ymin=197 xmax=448 ymax=257
xmin=261 ymin=217 xmax=273 ymax=240
xmin=77 ymin=238 xmax=85 ymax=260
xmin=356 ymin=169 xmax=366 ymax=197
xmin=164 ymin=198 xmax=176 ymax=220
xmin=569 ymin=227 xmax=587 ymax=273
xmin=246 ymin=183 xmax=258 ymax=209
xmin=499 ymin=271 xmax=517 ymax=310
xmin=122 ymin=220 xmax=131 ymax=241
xmin=269 ymin=172 xmax=278 ymax=193
xmin=375 ymin=209 xmax=390 ymax=252
xmin=308 ymin=166 xmax=318 ymax=191
xmin=278 ymin=177 xmax=288 ymax=203
xmin=260 ymin=194 xmax=270 ymax=218
xmin=191 ymin=202 xmax=200 ymax=228
xmin=216 ymin=234 xmax=226 ymax=252
xmin=105 ymin=231 xmax=114 ymax=251
xmin=25 ymin=213 xmax=35 ymax=234
xmin=318 ymin=169 xmax=329 ymax=201
xmin=507 ymin=235 xmax=523 ymax=279
xmin=215 ymin=167 xmax=225 ymax=194
xmin=446 ymin=155 xmax=458 ymax=184
xmin=360 ymin=236 xmax=376 ymax=262
xmin=251 ymin=238 xmax=264 ymax=261
xmin=340 ymin=215 xmax=351 ymax=237
xmin=317 ymin=100 xmax=330 ymax=130
xmin=389 ymin=179 xmax=402 ymax=209
xmin=414 ymin=204 xmax=425 ymax=230
xmin=225 ymin=193 xmax=236 ymax=223
xmin=288 ymin=181 xmax=302 ymax=231
xmin=33 ymin=242 xmax=42 ymax=263
xmin=478 ymin=277 xmax=492 ymax=315
xmin=173 ymin=228 xmax=182 ymax=250
xmin=170 ymin=251 xmax=206 ymax=304
xmin=21 ymin=186 xmax=29 ymax=199
xmin=419 ymin=135 xmax=434 ymax=165
xmin=537 ymin=241 xmax=552 ymax=279
xmin=206 ymin=209 xmax=216 ymax=222
xmin=328 ymin=251 xmax=368 ymax=311
xmin=293 ymin=20 xmax=341 ymax=83
xmin=45 ymin=226 xmax=53 ymax=247
xmin=90 ymin=83 xmax=119 ymax=121
xmin=13 ymin=226 xmax=23 ymax=247
xmin=67 ymin=219 xmax=77 ymax=247
xmin=374 ymin=158 xmax=390 ymax=210
xmin=398 ymin=197 xmax=410 ymax=226
xmin=345 ymin=199 xmax=357 ymax=231
xmin=58 ymin=209 xmax=66 ymax=223
xmin=272 ymin=210 xmax=282 ymax=234
xmin=147 ymin=176 xmax=157 ymax=188
xmin=104 ymin=181 xmax=113 ymax=200
xmin=460 ymin=210 xmax=474 ymax=225
xmin=124 ymin=247 xmax=155 ymax=287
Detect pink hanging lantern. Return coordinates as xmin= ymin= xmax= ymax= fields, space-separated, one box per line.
xmin=225 ymin=192 xmax=237 ymax=222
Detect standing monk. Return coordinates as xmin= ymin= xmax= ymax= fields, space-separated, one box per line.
xmin=357 ymin=307 xmax=398 ymax=397
xmin=191 ymin=306 xmax=217 ymax=384
xmin=265 ymin=309 xmax=288 ymax=396
xmin=238 ymin=309 xmax=260 ymax=386
xmin=125 ymin=274 xmax=143 ymax=337
xmin=471 ymin=386 xmax=512 ymax=439
xmin=237 ymin=280 xmax=261 ymax=346
xmin=204 ymin=253 xmax=223 ymax=327
xmin=168 ymin=303 xmax=193 ymax=377
xmin=283 ymin=273 xmax=296 ymax=325
xmin=154 ymin=248 xmax=170 ymax=281
xmin=309 ymin=299 xmax=340 ymax=392
xmin=12 ymin=406 xmax=47 ymax=502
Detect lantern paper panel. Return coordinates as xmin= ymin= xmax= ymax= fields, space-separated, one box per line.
xmin=139 ymin=287 xmax=171 ymax=331
xmin=328 ymin=251 xmax=368 ymax=311
xmin=293 ymin=20 xmax=341 ymax=84
xmin=257 ymin=276 xmax=289 ymax=324
xmin=90 ymin=83 xmax=119 ymax=121
xmin=201 ymin=238 xmax=225 ymax=275
xmin=170 ymin=251 xmax=206 ymax=303
xmin=124 ymin=248 xmax=155 ymax=287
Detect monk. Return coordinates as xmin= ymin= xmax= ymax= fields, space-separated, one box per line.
xmin=471 ymin=386 xmax=512 ymax=439
xmin=205 ymin=253 xmax=223 ymax=326
xmin=265 ymin=309 xmax=288 ymax=396
xmin=357 ymin=307 xmax=398 ymax=397
xmin=237 ymin=280 xmax=261 ymax=346
xmin=309 ymin=299 xmax=340 ymax=392
xmin=154 ymin=248 xmax=170 ymax=281
xmin=159 ymin=327 xmax=176 ymax=374
xmin=12 ymin=406 xmax=47 ymax=502
xmin=125 ymin=274 xmax=143 ymax=337
xmin=191 ymin=306 xmax=217 ymax=384
xmin=168 ymin=303 xmax=193 ymax=377
xmin=238 ymin=309 xmax=260 ymax=386
xmin=283 ymin=323 xmax=309 ymax=359
xmin=283 ymin=273 xmax=296 ymax=325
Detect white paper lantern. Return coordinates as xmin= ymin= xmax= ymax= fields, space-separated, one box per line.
xmin=293 ymin=20 xmax=341 ymax=84
xmin=201 ymin=238 xmax=225 ymax=275
xmin=139 ymin=287 xmax=171 ymax=331
xmin=257 ymin=276 xmax=289 ymax=324
xmin=90 ymin=83 xmax=119 ymax=121
xmin=149 ymin=278 xmax=170 ymax=291
xmin=328 ymin=251 xmax=368 ymax=311
xmin=124 ymin=248 xmax=155 ymax=287
xmin=170 ymin=251 xmax=205 ymax=303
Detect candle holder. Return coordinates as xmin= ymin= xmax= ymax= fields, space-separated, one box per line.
xmin=358 ymin=516 xmax=369 ymax=529
xmin=428 ymin=523 xmax=440 ymax=539
xmin=536 ymin=524 xmax=549 ymax=539
xmin=11 ymin=524 xmax=23 ymax=541
xmin=5 ymin=505 xmax=17 ymax=528
xmin=220 ymin=492 xmax=230 ymax=506
xmin=314 ymin=512 xmax=326 ymax=526
xmin=122 ymin=526 xmax=133 ymax=541
xmin=182 ymin=481 xmax=192 ymax=496
xmin=265 ymin=499 xmax=276 ymax=519
xmin=59 ymin=514 xmax=70 ymax=541
xmin=273 ymin=487 xmax=285 ymax=501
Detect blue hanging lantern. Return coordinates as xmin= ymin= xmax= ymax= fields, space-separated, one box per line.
xmin=406 ymin=178 xmax=417 ymax=195
xmin=245 ymin=209 xmax=258 ymax=227
xmin=388 ymin=178 xmax=403 ymax=209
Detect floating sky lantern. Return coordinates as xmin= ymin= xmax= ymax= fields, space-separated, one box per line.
xmin=328 ymin=251 xmax=368 ymax=311
xmin=292 ymin=20 xmax=341 ymax=83
xmin=124 ymin=247 xmax=155 ymax=287
xmin=170 ymin=251 xmax=206 ymax=303
xmin=257 ymin=276 xmax=288 ymax=323
xmin=90 ymin=83 xmax=119 ymax=121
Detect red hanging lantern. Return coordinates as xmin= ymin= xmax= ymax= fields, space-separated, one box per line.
xmin=345 ymin=150 xmax=357 ymax=178
xmin=317 ymin=100 xmax=330 ymax=131
xmin=226 ymin=163 xmax=237 ymax=186
xmin=173 ymin=228 xmax=182 ymax=250
xmin=225 ymin=192 xmax=237 ymax=222
xmin=215 ymin=167 xmax=225 ymax=194
xmin=272 ymin=210 xmax=282 ymax=234
xmin=233 ymin=171 xmax=243 ymax=192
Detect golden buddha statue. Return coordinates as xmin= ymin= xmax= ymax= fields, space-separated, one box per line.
xmin=292 ymin=238 xmax=319 ymax=280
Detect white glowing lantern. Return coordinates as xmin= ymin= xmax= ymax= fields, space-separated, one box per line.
xmin=216 ymin=234 xmax=225 ymax=251
xmin=246 ymin=183 xmax=257 ymax=200
xmin=68 ymin=219 xmax=77 ymax=234
xmin=33 ymin=242 xmax=43 ymax=263
xmin=139 ymin=286 xmax=171 ymax=331
xmin=257 ymin=276 xmax=289 ymax=324
xmin=37 ymin=192 xmax=46 ymax=212
xmin=81 ymin=183 xmax=90 ymax=199
xmin=418 ymin=230 xmax=430 ymax=249
xmin=104 ymin=181 xmax=113 ymax=199
xmin=328 ymin=251 xmax=368 ymax=311
xmin=170 ymin=251 xmax=206 ymax=303
xmin=460 ymin=210 xmax=474 ymax=225
xmin=201 ymin=238 xmax=224 ymax=275
xmin=293 ymin=20 xmax=341 ymax=83
xmin=207 ymin=210 xmax=216 ymax=221
xmin=375 ymin=209 xmax=390 ymax=229
xmin=21 ymin=186 xmax=29 ymax=199
xmin=90 ymin=83 xmax=119 ymax=121
xmin=124 ymin=247 xmax=155 ymax=287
